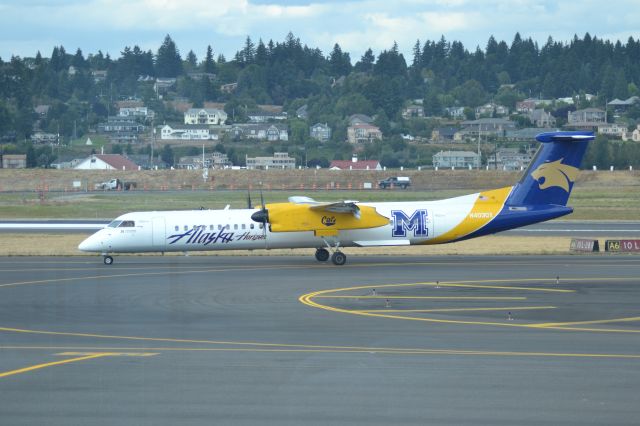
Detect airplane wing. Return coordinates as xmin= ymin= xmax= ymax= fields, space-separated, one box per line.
xmin=288 ymin=196 xmax=361 ymax=218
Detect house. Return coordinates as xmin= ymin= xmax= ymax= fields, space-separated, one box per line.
xmin=402 ymin=105 xmax=425 ymax=119
xmin=154 ymin=78 xmax=176 ymax=92
xmin=187 ymin=72 xmax=216 ymax=81
xmin=230 ymin=124 xmax=288 ymax=142
xmin=30 ymin=132 xmax=59 ymax=144
xmin=119 ymin=106 xmax=155 ymax=120
xmin=74 ymin=154 xmax=139 ymax=171
xmin=475 ymin=103 xmax=509 ymax=118
xmin=1 ymin=154 xmax=27 ymax=169
xmin=567 ymin=108 xmax=606 ymax=129
xmin=431 ymin=126 xmax=459 ymax=143
xmin=598 ymin=123 xmax=627 ymax=138
xmin=516 ymin=98 xmax=553 ymax=113
xmin=220 ymin=82 xmax=237 ymax=93
xmin=245 ymin=152 xmax=295 ymax=170
xmin=184 ymin=108 xmax=228 ymax=125
xmin=98 ymin=116 xmax=145 ymax=133
xmin=433 ymin=150 xmax=480 ymax=169
xmin=623 ymin=125 xmax=640 ymax=142
xmin=459 ymin=118 xmax=516 ymax=138
xmin=608 ymin=96 xmax=640 ymax=113
xmin=444 ymin=107 xmax=465 ymax=118
xmin=34 ymin=105 xmax=50 ymax=116
xmin=348 ymin=114 xmax=374 ymax=126
xmin=310 ymin=123 xmax=331 ymax=142
xmin=329 ymin=155 xmax=381 ymax=171
xmin=527 ymin=109 xmax=556 ymax=127
xmin=92 ymin=70 xmax=107 ymax=82
xmin=487 ymin=148 xmax=536 ymax=171
xmin=347 ymin=124 xmax=382 ymax=144
xmin=296 ymin=105 xmax=309 ymax=119
xmin=247 ymin=109 xmax=287 ymax=123
xmin=160 ymin=124 xmax=218 ymax=141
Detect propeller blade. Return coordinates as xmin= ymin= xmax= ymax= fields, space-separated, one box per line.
xmin=247 ymin=190 xmax=252 ymax=209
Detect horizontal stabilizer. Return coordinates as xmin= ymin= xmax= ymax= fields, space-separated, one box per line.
xmin=535 ymin=131 xmax=595 ymax=143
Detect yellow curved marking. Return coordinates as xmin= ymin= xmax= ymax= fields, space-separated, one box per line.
xmin=426 ymin=186 xmax=512 ymax=244
xmin=531 ymin=159 xmax=579 ymax=192
xmin=0 ymin=353 xmax=113 ymax=378
xmin=299 ymin=278 xmax=640 ymax=333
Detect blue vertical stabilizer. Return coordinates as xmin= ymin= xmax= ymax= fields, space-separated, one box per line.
xmin=506 ymin=131 xmax=594 ymax=207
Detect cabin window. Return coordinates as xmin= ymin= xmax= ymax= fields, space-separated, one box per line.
xmin=233 ymin=224 xmax=238 ymax=230
xmin=218 ymin=225 xmax=222 ymax=230
xmin=241 ymin=224 xmax=246 ymax=230
xmin=209 ymin=225 xmax=214 ymax=231
xmin=107 ymin=220 xmax=122 ymax=228
xmin=250 ymin=224 xmax=254 ymax=230
xmin=259 ymin=224 xmax=264 ymax=229
xmin=184 ymin=225 xmax=188 ymax=231
xmin=118 ymin=220 xmax=135 ymax=228
xmin=226 ymin=224 xmax=230 ymax=230
xmin=174 ymin=226 xmax=179 ymax=231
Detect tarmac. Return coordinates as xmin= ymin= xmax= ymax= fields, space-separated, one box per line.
xmin=1 ymin=254 xmax=639 ymax=425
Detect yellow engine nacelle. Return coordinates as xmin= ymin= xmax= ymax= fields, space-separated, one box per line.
xmin=265 ymin=203 xmax=389 ymax=234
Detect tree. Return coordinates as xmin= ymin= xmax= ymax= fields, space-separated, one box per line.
xmin=161 ymin=144 xmax=175 ymax=166
xmin=329 ymin=43 xmax=351 ymax=76
xmin=155 ymin=35 xmax=183 ymax=77
xmin=203 ymin=45 xmax=216 ymax=73
xmin=354 ymin=48 xmax=375 ymax=73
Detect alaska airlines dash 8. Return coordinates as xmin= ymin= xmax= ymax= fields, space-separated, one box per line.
xmin=79 ymin=131 xmax=594 ymax=266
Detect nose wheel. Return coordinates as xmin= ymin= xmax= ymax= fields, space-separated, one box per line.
xmin=103 ymin=255 xmax=114 ymax=265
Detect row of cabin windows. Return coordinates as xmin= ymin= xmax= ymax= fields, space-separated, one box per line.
xmin=174 ymin=223 xmax=263 ymax=232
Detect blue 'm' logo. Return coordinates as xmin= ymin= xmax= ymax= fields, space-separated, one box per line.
xmin=391 ymin=210 xmax=429 ymax=237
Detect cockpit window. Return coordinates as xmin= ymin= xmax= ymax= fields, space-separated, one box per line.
xmin=107 ymin=220 xmax=122 ymax=228
xmin=118 ymin=220 xmax=135 ymax=227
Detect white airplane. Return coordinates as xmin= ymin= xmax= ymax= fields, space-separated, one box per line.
xmin=79 ymin=131 xmax=594 ymax=265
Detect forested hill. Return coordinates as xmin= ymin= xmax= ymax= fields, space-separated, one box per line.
xmin=1 ymin=32 xmax=639 ymax=141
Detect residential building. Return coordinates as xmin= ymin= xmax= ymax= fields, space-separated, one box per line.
xmin=296 ymin=104 xmax=308 ymax=120
xmin=608 ymin=96 xmax=640 ymax=113
xmin=330 ymin=155 xmax=381 ymax=171
xmin=246 ymin=152 xmax=295 ymax=170
xmin=154 ymin=78 xmax=176 ymax=92
xmin=119 ymin=106 xmax=155 ymax=120
xmin=184 ymin=108 xmax=228 ymax=125
xmin=92 ymin=70 xmax=107 ymax=82
xmin=458 ymin=118 xmax=516 ymax=138
xmin=34 ymin=105 xmax=50 ymax=116
xmin=444 ymin=107 xmax=465 ymax=118
xmin=516 ymin=98 xmax=553 ymax=113
xmin=623 ymin=125 xmax=640 ymax=142
xmin=567 ymin=108 xmax=606 ymax=129
xmin=527 ymin=109 xmax=556 ymax=127
xmin=487 ymin=148 xmax=536 ymax=171
xmin=347 ymin=123 xmax=382 ymax=144
xmin=187 ymin=72 xmax=216 ymax=81
xmin=74 ymin=154 xmax=139 ymax=171
xmin=160 ymin=124 xmax=218 ymax=141
xmin=230 ymin=124 xmax=288 ymax=142
xmin=1 ymin=154 xmax=27 ymax=169
xmin=310 ymin=123 xmax=331 ymax=142
xmin=433 ymin=150 xmax=480 ymax=169
xmin=431 ymin=126 xmax=459 ymax=143
xmin=98 ymin=116 xmax=145 ymax=133
xmin=247 ymin=109 xmax=287 ymax=123
xmin=598 ymin=123 xmax=627 ymax=138
xmin=220 ymin=82 xmax=237 ymax=93
xmin=402 ymin=105 xmax=425 ymax=119
xmin=177 ymin=152 xmax=232 ymax=169
xmin=475 ymin=103 xmax=509 ymax=118
xmin=348 ymin=114 xmax=374 ymax=126
xmin=30 ymin=132 xmax=59 ymax=144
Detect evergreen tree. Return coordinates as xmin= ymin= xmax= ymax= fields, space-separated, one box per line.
xmin=203 ymin=45 xmax=216 ymax=73
xmin=155 ymin=34 xmax=183 ymax=77
xmin=328 ymin=43 xmax=351 ymax=76
xmin=354 ymin=48 xmax=375 ymax=73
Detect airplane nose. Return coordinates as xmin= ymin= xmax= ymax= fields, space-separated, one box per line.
xmin=78 ymin=234 xmax=101 ymax=252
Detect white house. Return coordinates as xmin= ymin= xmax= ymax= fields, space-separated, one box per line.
xmin=160 ymin=124 xmax=218 ymax=141
xmin=184 ymin=108 xmax=228 ymax=125
xmin=74 ymin=154 xmax=139 ymax=171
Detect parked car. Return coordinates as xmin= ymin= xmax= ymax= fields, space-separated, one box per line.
xmin=378 ymin=176 xmax=411 ymax=189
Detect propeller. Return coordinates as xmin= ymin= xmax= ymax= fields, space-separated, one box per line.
xmin=246 ymin=189 xmax=252 ymax=209
xmin=250 ymin=182 xmax=269 ymax=242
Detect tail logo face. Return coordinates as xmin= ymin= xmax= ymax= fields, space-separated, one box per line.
xmin=531 ymin=159 xmax=579 ymax=192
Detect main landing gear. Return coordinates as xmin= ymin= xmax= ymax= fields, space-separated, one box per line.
xmin=315 ymin=239 xmax=347 ymax=266
xmin=103 ymin=254 xmax=114 ymax=265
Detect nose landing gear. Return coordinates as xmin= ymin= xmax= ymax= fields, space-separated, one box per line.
xmin=103 ymin=255 xmax=114 ymax=265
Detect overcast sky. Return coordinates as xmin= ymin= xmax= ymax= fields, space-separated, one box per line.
xmin=1 ymin=0 xmax=639 ymax=63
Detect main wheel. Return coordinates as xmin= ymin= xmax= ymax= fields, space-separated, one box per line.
xmin=331 ymin=251 xmax=347 ymax=266
xmin=315 ymin=248 xmax=330 ymax=262
xmin=103 ymin=255 xmax=114 ymax=265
